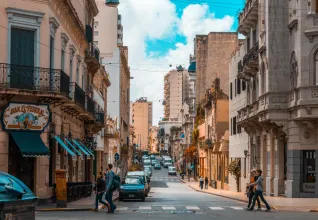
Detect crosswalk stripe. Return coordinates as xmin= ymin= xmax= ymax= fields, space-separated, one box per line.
xmin=139 ymin=206 xmax=152 ymax=210
xmin=186 ymin=206 xmax=200 ymax=210
xmin=209 ymin=207 xmax=224 ymax=210
xmin=117 ymin=207 xmax=128 ymax=211
xmin=162 ymin=206 xmax=176 ymax=210
xmin=230 ymin=207 xmax=244 ymax=210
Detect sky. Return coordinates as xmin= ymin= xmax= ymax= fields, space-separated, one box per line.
xmin=118 ymin=0 xmax=244 ymax=126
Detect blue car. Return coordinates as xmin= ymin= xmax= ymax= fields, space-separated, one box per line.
xmin=119 ymin=176 xmax=146 ymax=202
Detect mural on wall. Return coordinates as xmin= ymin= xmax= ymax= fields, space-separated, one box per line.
xmin=2 ymin=103 xmax=50 ymax=131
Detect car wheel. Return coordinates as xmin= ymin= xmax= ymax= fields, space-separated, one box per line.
xmin=141 ymin=196 xmax=145 ymax=202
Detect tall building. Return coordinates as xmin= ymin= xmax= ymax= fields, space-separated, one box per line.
xmin=94 ymin=1 xmax=130 ymax=157
xmin=232 ymin=0 xmax=318 ymax=198
xmin=149 ymin=126 xmax=159 ymax=153
xmin=0 ymin=0 xmax=100 ymax=202
xmin=163 ymin=66 xmax=186 ymax=120
xmin=195 ymin=32 xmax=238 ymax=104
xmin=132 ymin=97 xmax=153 ymax=150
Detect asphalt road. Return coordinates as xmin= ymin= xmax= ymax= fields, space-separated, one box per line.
xmin=36 ymin=167 xmax=318 ymax=220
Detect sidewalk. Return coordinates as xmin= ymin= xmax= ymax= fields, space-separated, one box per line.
xmin=36 ymin=191 xmax=119 ymax=212
xmin=180 ymin=178 xmax=318 ymax=212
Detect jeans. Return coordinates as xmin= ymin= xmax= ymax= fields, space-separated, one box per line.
xmin=105 ymin=190 xmax=116 ymax=212
xmin=95 ymin=192 xmax=108 ymax=209
xmin=247 ymin=191 xmax=260 ymax=208
xmin=250 ymin=190 xmax=271 ymax=210
xmin=200 ymin=181 xmax=203 ymax=190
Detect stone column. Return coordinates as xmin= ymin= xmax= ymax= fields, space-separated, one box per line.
xmin=260 ymin=133 xmax=267 ymax=193
xmin=274 ymin=135 xmax=285 ymax=197
xmin=55 ymin=169 xmax=67 ymax=208
xmin=286 ymin=150 xmax=301 ymax=198
xmin=265 ymin=133 xmax=274 ymax=196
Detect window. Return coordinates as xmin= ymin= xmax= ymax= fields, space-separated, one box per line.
xmin=237 ymin=79 xmax=241 ymax=95
xmin=94 ymin=22 xmax=98 ymax=28
xmin=93 ymin=41 xmax=98 ymax=45
xmin=314 ymin=51 xmax=318 ymax=85
xmin=230 ymin=118 xmax=232 ymax=135
xmin=247 ymin=37 xmax=250 ymax=51
xmin=316 ymin=0 xmax=318 ymax=13
xmin=61 ymin=50 xmax=65 ymax=71
xmin=290 ymin=52 xmax=298 ymax=89
xmin=253 ymin=28 xmax=257 ymax=45
xmin=94 ymin=31 xmax=98 ymax=36
xmin=230 ymin=82 xmax=233 ymax=100
xmin=50 ymin=36 xmax=54 ymax=70
xmin=234 ymin=79 xmax=237 ymax=97
xmin=232 ymin=117 xmax=237 ymax=135
xmin=76 ymin=62 xmax=80 ymax=85
xmin=261 ymin=61 xmax=266 ymax=95
xmin=69 ymin=59 xmax=73 ymax=82
xmin=303 ymin=151 xmax=316 ymax=189
xmin=82 ymin=67 xmax=85 ymax=89
xmin=242 ymin=80 xmax=246 ymax=91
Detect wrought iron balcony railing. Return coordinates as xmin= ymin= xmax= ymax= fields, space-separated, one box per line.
xmin=243 ymin=42 xmax=259 ymax=67
xmin=95 ymin=111 xmax=104 ymax=125
xmin=86 ymin=43 xmax=100 ymax=62
xmin=86 ymin=95 xmax=95 ymax=116
xmin=0 ymin=63 xmax=70 ymax=96
xmin=70 ymin=83 xmax=85 ymax=109
xmin=238 ymin=60 xmax=243 ymax=73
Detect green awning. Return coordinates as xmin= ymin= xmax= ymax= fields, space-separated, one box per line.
xmin=54 ymin=136 xmax=76 ymax=156
xmin=65 ymin=139 xmax=82 ymax=156
xmin=10 ymin=132 xmax=50 ymax=157
xmin=78 ymin=140 xmax=94 ymax=156
xmin=72 ymin=139 xmax=90 ymax=156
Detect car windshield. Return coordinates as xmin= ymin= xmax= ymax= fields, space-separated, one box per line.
xmin=169 ymin=167 xmax=176 ymax=171
xmin=125 ymin=178 xmax=141 ymax=184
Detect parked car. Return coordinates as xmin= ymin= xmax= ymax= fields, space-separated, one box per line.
xmin=143 ymin=159 xmax=151 ymax=166
xmin=144 ymin=164 xmax=152 ymax=170
xmin=119 ymin=176 xmax=146 ymax=202
xmin=163 ymin=162 xmax=172 ymax=168
xmin=154 ymin=163 xmax=161 ymax=170
xmin=168 ymin=166 xmax=177 ymax=175
xmin=126 ymin=171 xmax=150 ymax=195
xmin=144 ymin=166 xmax=152 ymax=177
xmin=151 ymin=160 xmax=157 ymax=166
xmin=150 ymin=154 xmax=156 ymax=160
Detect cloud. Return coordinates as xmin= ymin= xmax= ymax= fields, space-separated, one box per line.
xmin=118 ymin=1 xmax=235 ymax=125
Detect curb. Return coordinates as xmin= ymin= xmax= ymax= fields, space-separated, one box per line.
xmin=180 ymin=178 xmax=276 ymax=210
xmin=309 ymin=209 xmax=318 ymax=212
xmin=36 ymin=196 xmax=119 ymax=212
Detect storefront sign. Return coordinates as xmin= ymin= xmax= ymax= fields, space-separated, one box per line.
xmin=2 ymin=103 xmax=50 ymax=132
xmin=302 ymin=183 xmax=315 ymax=193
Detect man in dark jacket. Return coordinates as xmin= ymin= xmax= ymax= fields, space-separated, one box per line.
xmin=105 ymin=164 xmax=117 ymax=213
xmin=94 ymin=172 xmax=109 ymax=211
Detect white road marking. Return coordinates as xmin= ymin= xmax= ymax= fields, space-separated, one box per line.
xmin=186 ymin=206 xmax=200 ymax=210
xmin=230 ymin=207 xmax=244 ymax=210
xmin=162 ymin=206 xmax=176 ymax=210
xmin=117 ymin=207 xmax=128 ymax=211
xmin=209 ymin=207 xmax=224 ymax=210
xmin=139 ymin=206 xmax=152 ymax=210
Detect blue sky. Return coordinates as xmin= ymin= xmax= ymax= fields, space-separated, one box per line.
xmin=119 ymin=0 xmax=245 ymax=125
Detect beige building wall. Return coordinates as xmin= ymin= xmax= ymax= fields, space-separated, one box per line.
xmin=149 ymin=126 xmax=159 ymax=153
xmin=195 ymin=32 xmax=238 ymax=104
xmin=132 ymin=100 xmax=152 ymax=150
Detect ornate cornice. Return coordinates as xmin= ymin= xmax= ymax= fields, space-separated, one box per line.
xmin=49 ymin=17 xmax=60 ymax=36
xmin=86 ymin=0 xmax=99 ymax=17
xmin=69 ymin=44 xmax=77 ymax=58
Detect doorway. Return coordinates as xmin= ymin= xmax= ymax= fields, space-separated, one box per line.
xmin=8 ymin=134 xmax=35 ymax=192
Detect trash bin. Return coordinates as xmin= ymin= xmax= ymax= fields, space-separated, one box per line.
xmin=0 ymin=171 xmax=38 ymax=220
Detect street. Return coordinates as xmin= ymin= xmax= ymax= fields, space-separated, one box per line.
xmin=36 ymin=168 xmax=318 ymax=220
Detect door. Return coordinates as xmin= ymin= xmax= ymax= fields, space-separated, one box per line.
xmin=10 ymin=28 xmax=35 ymax=89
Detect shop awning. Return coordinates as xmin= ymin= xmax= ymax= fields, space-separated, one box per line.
xmin=54 ymin=136 xmax=76 ymax=156
xmin=72 ymin=139 xmax=91 ymax=156
xmin=77 ymin=140 xmax=94 ymax=157
xmin=10 ymin=132 xmax=50 ymax=157
xmin=65 ymin=139 xmax=82 ymax=156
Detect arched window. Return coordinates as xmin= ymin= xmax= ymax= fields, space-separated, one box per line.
xmin=290 ymin=52 xmax=298 ymax=89
xmin=260 ymin=61 xmax=266 ymax=95
xmin=315 ymin=51 xmax=318 ymax=85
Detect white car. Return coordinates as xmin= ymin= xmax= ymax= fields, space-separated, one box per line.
xmin=168 ymin=166 xmax=176 ymax=175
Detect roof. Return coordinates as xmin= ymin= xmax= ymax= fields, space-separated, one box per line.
xmin=188 ymin=62 xmax=196 ymax=72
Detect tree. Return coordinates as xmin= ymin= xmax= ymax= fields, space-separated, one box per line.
xmin=227 ymin=160 xmax=241 ymax=192
xmin=184 ymin=146 xmax=196 ymax=162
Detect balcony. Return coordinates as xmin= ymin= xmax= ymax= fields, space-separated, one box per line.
xmin=85 ymin=43 xmax=100 ymax=75
xmin=118 ymin=29 xmax=122 ymax=35
xmin=95 ymin=111 xmax=105 ymax=125
xmin=105 ymin=125 xmax=115 ymax=138
xmin=238 ymin=0 xmax=258 ymax=36
xmin=86 ymin=95 xmax=95 ymax=117
xmin=117 ymin=39 xmax=123 ymax=46
xmin=238 ymin=42 xmax=259 ymax=79
xmin=0 ymin=63 xmax=70 ymax=99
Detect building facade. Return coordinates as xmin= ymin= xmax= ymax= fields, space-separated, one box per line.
xmin=235 ymin=0 xmax=318 ymax=198
xmin=132 ymin=97 xmax=152 ymax=150
xmin=149 ymin=126 xmax=159 ymax=153
xmin=195 ymin=32 xmax=238 ymax=104
xmin=0 ymin=0 xmax=102 ymax=202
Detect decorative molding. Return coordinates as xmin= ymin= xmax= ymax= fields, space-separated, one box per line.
xmin=311 ymin=88 xmax=318 ymax=98
xmin=271 ymin=96 xmax=287 ymax=103
xmin=287 ymin=19 xmax=298 ymax=34
xmin=313 ymin=14 xmax=318 ymax=26
xmin=49 ymin=17 xmax=60 ymax=36
xmin=6 ymin=7 xmax=44 ymax=25
xmin=304 ymin=29 xmax=318 ymax=42
xmin=306 ymin=107 xmax=312 ymax=115
xmin=272 ymin=120 xmax=288 ymax=127
xmin=69 ymin=44 xmax=77 ymax=58
xmin=61 ymin=33 xmax=69 ymax=49
xmin=76 ymin=55 xmax=82 ymax=67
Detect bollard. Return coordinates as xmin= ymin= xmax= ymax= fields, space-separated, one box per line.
xmin=55 ymin=169 xmax=67 ymax=208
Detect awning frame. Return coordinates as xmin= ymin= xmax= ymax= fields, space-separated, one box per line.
xmin=54 ymin=136 xmax=76 ymax=157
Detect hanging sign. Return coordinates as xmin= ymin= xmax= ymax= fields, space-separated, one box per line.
xmin=2 ymin=103 xmax=50 ymax=132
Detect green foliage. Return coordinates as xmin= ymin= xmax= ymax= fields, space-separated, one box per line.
xmin=227 ymin=160 xmax=241 ymax=180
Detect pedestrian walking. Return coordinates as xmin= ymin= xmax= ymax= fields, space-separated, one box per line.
xmin=199 ymin=176 xmax=204 ymax=190
xmin=204 ymin=177 xmax=209 ymax=189
xmin=94 ymin=172 xmax=109 ymax=212
xmin=247 ymin=169 xmax=271 ymax=212
xmin=245 ymin=169 xmax=261 ymax=210
xmin=105 ymin=164 xmax=117 ymax=213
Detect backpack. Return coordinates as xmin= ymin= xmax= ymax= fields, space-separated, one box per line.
xmin=110 ymin=171 xmax=120 ymax=191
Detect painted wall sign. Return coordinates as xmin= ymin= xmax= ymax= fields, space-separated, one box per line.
xmin=2 ymin=103 xmax=50 ymax=131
